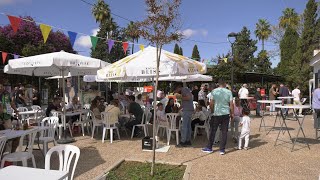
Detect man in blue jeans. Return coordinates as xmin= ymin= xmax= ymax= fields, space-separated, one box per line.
xmin=174 ymin=83 xmax=194 ymax=147
xmin=202 ymin=79 xmax=234 ymax=155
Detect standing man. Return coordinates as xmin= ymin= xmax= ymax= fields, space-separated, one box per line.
xmin=16 ymin=85 xmax=27 ymax=107
xmin=292 ymin=85 xmax=302 ymax=116
xmin=32 ymin=87 xmax=41 ymax=106
xmin=255 ymin=87 xmax=262 ymax=117
xmin=238 ymin=84 xmax=249 ymax=109
xmin=313 ymin=84 xmax=320 ymax=130
xmin=175 ymin=83 xmax=194 ymax=147
xmin=202 ymin=79 xmax=234 ymax=155
xmin=192 ymin=85 xmax=199 ymax=102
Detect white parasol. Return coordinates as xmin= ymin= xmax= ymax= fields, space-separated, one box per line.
xmin=7 ymin=51 xmax=106 ymax=144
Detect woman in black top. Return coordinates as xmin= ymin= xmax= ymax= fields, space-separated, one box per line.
xmin=165 ymin=98 xmax=178 ymax=113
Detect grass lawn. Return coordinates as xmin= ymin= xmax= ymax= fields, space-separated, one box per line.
xmin=106 ymin=161 xmax=186 ymax=180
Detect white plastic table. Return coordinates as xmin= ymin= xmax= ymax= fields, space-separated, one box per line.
xmin=0 ymin=127 xmax=39 ymax=139
xmin=274 ymin=104 xmax=311 ymax=151
xmin=277 ymin=96 xmax=294 ymax=100
xmin=257 ymin=100 xmax=282 ymax=133
xmin=0 ymin=166 xmax=68 ymax=180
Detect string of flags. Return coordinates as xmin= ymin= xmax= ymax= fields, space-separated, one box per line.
xmin=1 ymin=13 xmax=145 ymax=54
xmin=0 ymin=51 xmax=21 ymax=64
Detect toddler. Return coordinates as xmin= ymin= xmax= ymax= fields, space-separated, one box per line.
xmin=156 ymin=103 xmax=167 ymax=126
xmin=238 ymin=108 xmax=251 ymax=150
xmin=191 ymin=105 xmax=207 ymax=131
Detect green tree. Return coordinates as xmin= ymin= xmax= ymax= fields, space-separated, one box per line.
xmin=92 ymin=0 xmax=110 ymax=23
xmin=291 ymin=0 xmax=317 ymax=92
xmin=125 ymin=21 xmax=140 ymax=54
xmin=179 ymin=47 xmax=183 ymax=55
xmin=173 ymin=43 xmax=180 ymax=54
xmin=279 ymin=8 xmax=300 ymax=30
xmin=255 ymin=19 xmax=272 ymax=51
xmin=137 ymin=0 xmax=181 ymax=175
xmin=256 ymin=50 xmax=272 ymax=74
xmin=91 ymin=1 xmax=126 ymax=63
xmin=277 ymin=27 xmax=299 ymax=79
xmin=233 ymin=27 xmax=258 ymax=79
xmin=208 ymin=54 xmax=232 ymax=82
xmin=191 ymin=44 xmax=200 ymax=61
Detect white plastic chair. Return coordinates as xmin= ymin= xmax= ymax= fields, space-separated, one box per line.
xmin=156 ymin=114 xmax=169 ymax=138
xmin=83 ymin=104 xmax=91 ymax=109
xmin=101 ymin=112 xmax=120 ymax=143
xmin=166 ymin=113 xmax=180 ymax=145
xmin=31 ymin=105 xmax=41 ymax=111
xmin=1 ymin=129 xmax=38 ymax=168
xmin=72 ymin=110 xmax=91 ymax=136
xmin=90 ymin=110 xmax=103 ymax=139
xmin=131 ymin=109 xmax=150 ymax=139
xmin=40 ymin=117 xmax=59 ymax=155
xmin=51 ymin=111 xmax=73 ymax=139
xmin=45 ymin=145 xmax=80 ymax=180
xmin=193 ymin=115 xmax=210 ymax=140
xmin=0 ymin=137 xmax=7 ymax=167
xmin=17 ymin=107 xmax=30 ymax=125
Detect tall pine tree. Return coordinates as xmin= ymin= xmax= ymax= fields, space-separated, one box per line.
xmin=233 ymin=27 xmax=257 ymax=77
xmin=173 ymin=43 xmax=180 ymax=54
xmin=277 ymin=27 xmax=299 ymax=80
xmin=191 ymin=45 xmax=200 ymax=61
xmin=179 ymin=47 xmax=183 ymax=55
xmin=290 ymin=0 xmax=317 ymax=92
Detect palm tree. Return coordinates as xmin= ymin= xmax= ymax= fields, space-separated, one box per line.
xmin=92 ymin=0 xmax=111 ymax=24
xmin=255 ymin=19 xmax=272 ymax=51
xmin=279 ymin=8 xmax=300 ymax=30
xmin=125 ymin=21 xmax=140 ymax=54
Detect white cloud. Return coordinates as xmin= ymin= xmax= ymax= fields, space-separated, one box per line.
xmin=180 ymin=28 xmax=208 ymax=38
xmin=75 ymin=28 xmax=99 ymax=48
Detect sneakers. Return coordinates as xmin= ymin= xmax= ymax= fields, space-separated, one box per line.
xmin=202 ymin=147 xmax=213 ymax=153
xmin=219 ymin=150 xmax=225 ymax=155
xmin=176 ymin=141 xmax=191 ymax=147
xmin=243 ymin=147 xmax=249 ymax=150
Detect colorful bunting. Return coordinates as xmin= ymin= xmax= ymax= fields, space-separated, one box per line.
xmin=39 ymin=24 xmax=52 ymax=43
xmin=7 ymin=15 xmax=22 ymax=33
xmin=223 ymin=58 xmax=228 ymax=63
xmin=108 ymin=39 xmax=115 ymax=53
xmin=90 ymin=36 xmax=98 ymax=50
xmin=139 ymin=44 xmax=144 ymax=51
xmin=122 ymin=42 xmax=129 ymax=54
xmin=67 ymin=31 xmax=77 ymax=47
xmin=13 ymin=54 xmax=19 ymax=59
xmin=2 ymin=52 xmax=8 ymax=64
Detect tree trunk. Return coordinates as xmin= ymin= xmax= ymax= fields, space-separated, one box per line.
xmin=151 ymin=45 xmax=162 ymax=176
xmin=131 ymin=38 xmax=135 ymax=54
xmin=262 ymin=39 xmax=265 ymax=51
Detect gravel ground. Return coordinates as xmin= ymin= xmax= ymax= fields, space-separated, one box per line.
xmin=31 ymin=114 xmax=320 ymax=180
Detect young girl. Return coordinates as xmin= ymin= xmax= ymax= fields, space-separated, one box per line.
xmin=238 ymin=109 xmax=251 ymax=150
xmin=231 ymin=97 xmax=242 ymax=143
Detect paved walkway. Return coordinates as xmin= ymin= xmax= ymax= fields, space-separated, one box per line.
xmin=33 ymin=114 xmax=320 ymax=180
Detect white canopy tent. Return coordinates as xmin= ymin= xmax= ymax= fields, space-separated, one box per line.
xmin=7 ymin=51 xmax=106 ymax=144
xmin=97 ymin=46 xmax=206 ymax=80
xmin=158 ymin=74 xmax=212 ymax=82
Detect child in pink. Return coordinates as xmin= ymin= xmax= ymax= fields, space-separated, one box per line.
xmin=231 ymin=97 xmax=242 ymax=143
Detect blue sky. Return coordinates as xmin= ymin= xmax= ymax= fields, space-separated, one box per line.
xmin=0 ymin=0 xmax=307 ymax=67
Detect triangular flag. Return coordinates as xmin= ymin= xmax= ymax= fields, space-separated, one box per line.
xmin=2 ymin=52 xmax=8 ymax=64
xmin=90 ymin=36 xmax=98 ymax=50
xmin=39 ymin=24 xmax=52 ymax=43
xmin=108 ymin=39 xmax=115 ymax=53
xmin=223 ymin=58 xmax=228 ymax=63
xmin=122 ymin=42 xmax=129 ymax=54
xmin=13 ymin=54 xmax=19 ymax=59
xmin=7 ymin=15 xmax=22 ymax=33
xmin=67 ymin=31 xmax=77 ymax=47
xmin=139 ymin=44 xmax=144 ymax=51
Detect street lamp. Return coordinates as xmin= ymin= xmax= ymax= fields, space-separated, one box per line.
xmin=227 ymin=32 xmax=238 ymax=87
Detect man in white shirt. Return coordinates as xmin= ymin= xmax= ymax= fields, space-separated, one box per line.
xmin=238 ymin=84 xmax=249 ymax=108
xmin=292 ymin=85 xmax=302 ymax=116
